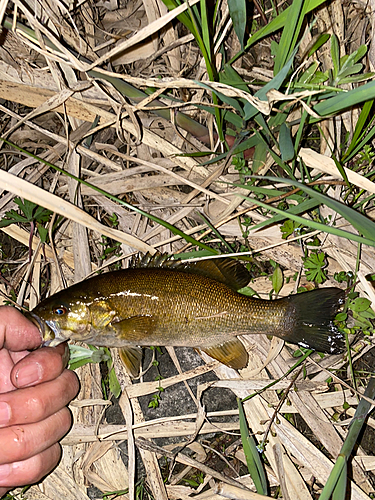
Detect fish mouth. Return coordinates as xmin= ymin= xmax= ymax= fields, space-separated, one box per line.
xmin=25 ymin=311 xmax=51 ymax=340
xmin=25 ymin=312 xmax=66 ymax=347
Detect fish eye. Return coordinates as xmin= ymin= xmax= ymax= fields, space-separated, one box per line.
xmin=53 ymin=306 xmax=67 ymax=316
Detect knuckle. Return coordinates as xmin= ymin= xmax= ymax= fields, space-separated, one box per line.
xmin=13 ymin=444 xmax=61 ymax=485
xmin=4 ymin=425 xmax=29 ymax=461
xmin=62 ymin=370 xmax=80 ymax=398
xmin=57 ymin=407 xmax=73 ymax=433
xmin=25 ymin=395 xmax=43 ymax=418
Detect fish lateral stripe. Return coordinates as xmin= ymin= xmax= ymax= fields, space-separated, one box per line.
xmin=28 ymin=254 xmax=347 ymax=375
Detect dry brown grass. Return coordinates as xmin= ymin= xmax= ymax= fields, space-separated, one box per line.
xmin=0 ymin=0 xmax=375 ymax=499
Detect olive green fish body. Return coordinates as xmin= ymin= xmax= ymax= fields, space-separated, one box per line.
xmin=31 ymin=269 xmax=282 ymax=344
xmin=29 ymin=257 xmax=345 ymax=375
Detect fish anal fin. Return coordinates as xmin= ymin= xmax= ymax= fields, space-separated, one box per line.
xmin=119 ymin=347 xmax=143 ymax=378
xmin=201 ymin=338 xmax=248 ymax=370
xmin=111 ymin=315 xmax=156 ymax=343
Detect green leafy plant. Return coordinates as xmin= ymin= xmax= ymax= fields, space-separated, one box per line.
xmin=232 ymin=155 xmax=249 ymax=182
xmin=355 ymin=144 xmax=375 ymax=168
xmin=68 ymin=345 xmax=121 ymax=398
xmin=99 ymin=236 xmax=122 ymax=261
xmin=303 ymin=251 xmax=327 ymax=284
xmin=329 ymin=35 xmax=373 ymax=86
xmin=280 ymin=219 xmax=303 ymax=239
xmin=0 ymin=197 xmax=53 ymax=253
xmin=182 ymin=471 xmax=205 ymax=488
xmin=334 ymin=270 xmax=354 ymax=285
xmin=238 ymin=398 xmax=268 ymax=495
xmin=270 ymin=261 xmax=283 ymax=295
xmin=68 ymin=345 xmax=111 ymax=370
xmin=103 ymin=349 xmax=122 ymax=399
xmin=347 ymin=293 xmax=375 ymax=334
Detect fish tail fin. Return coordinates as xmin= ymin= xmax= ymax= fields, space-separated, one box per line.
xmin=281 ymin=288 xmax=346 ymax=354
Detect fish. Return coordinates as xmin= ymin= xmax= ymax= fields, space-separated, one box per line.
xmin=27 ymin=254 xmax=346 ymax=377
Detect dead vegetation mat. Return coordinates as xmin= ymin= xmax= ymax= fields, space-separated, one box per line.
xmin=0 ymin=0 xmax=375 ymax=499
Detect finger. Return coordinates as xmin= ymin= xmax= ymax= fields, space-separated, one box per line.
xmin=0 ymin=370 xmax=79 ymax=429
xmin=0 ymin=307 xmax=41 ymax=351
xmin=0 ymin=407 xmax=72 ymax=465
xmin=0 ymin=442 xmax=61 ymax=488
xmin=0 ymin=349 xmax=15 ymax=393
xmin=10 ymin=350 xmax=34 ymax=365
xmin=11 ymin=343 xmax=70 ymax=388
xmin=0 ymin=486 xmax=9 ymax=497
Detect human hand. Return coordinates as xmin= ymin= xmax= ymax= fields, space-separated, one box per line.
xmin=0 ymin=306 xmax=79 ymax=498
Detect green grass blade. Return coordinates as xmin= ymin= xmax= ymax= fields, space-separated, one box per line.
xmin=245 ymin=0 xmax=307 ymax=52
xmin=200 ymin=0 xmax=212 ymax=65
xmin=253 ymin=176 xmax=375 ymax=241
xmin=228 ymin=0 xmax=326 ymax=65
xmin=159 ymin=0 xmax=196 ymax=34
xmin=342 ymin=122 xmax=375 ymax=165
xmin=195 ymin=81 xmax=244 ymax=113
xmin=317 ymin=135 xmax=350 ymax=187
xmin=238 ymin=398 xmax=268 ymax=494
xmin=248 ymin=197 xmax=320 ymax=231
xmin=196 ymin=212 xmax=234 ymax=252
xmin=241 ymin=350 xmax=312 ymax=404
xmin=330 ymin=34 xmax=340 ymax=81
xmin=244 ymin=49 xmax=297 ymax=120
xmin=279 ymin=123 xmax=294 ymax=161
xmin=1 ymin=138 xmax=218 ymax=254
xmin=306 ymin=33 xmax=330 ymax=59
xmin=332 ymin=462 xmax=347 ymax=500
xmin=220 ymin=64 xmax=254 ymax=92
xmin=227 ymin=0 xmax=246 ymax=49
xmin=318 ymin=456 xmax=347 ymax=500
xmin=241 ymin=195 xmax=375 ymax=248
xmin=342 ymin=100 xmax=375 ymax=162
xmin=313 ymin=79 xmax=375 ymax=117
xmin=273 ymin=0 xmax=304 ymax=74
xmin=319 ymin=378 xmax=375 ymax=500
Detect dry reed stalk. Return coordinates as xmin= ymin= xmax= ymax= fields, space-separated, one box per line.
xmin=0 ymin=0 xmax=374 ymax=499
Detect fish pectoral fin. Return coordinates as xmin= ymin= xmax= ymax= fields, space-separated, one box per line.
xmin=110 ymin=315 xmax=156 ymax=341
xmin=119 ymin=347 xmax=143 ymax=378
xmin=200 ymin=338 xmax=248 ymax=370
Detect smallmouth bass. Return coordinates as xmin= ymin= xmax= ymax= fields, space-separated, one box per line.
xmin=28 ymin=254 xmax=345 ymax=376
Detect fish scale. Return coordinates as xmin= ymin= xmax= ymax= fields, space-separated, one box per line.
xmin=28 ymin=256 xmax=346 ymax=376
xmin=66 ymin=268 xmax=286 ymax=344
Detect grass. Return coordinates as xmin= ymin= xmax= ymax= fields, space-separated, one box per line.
xmin=0 ymin=0 xmax=374 ymax=499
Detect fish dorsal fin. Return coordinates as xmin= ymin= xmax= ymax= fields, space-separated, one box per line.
xmin=130 ymin=252 xmax=172 ymax=269
xmin=185 ymin=259 xmax=250 ymax=290
xmin=131 ymin=252 xmax=250 ymax=291
xmin=200 ymin=338 xmax=248 ymax=370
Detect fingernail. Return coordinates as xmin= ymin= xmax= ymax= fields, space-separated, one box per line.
xmin=62 ymin=343 xmax=70 ymax=369
xmin=0 ymin=402 xmax=11 ymax=426
xmin=15 ymin=363 xmax=43 ymax=387
xmin=0 ymin=463 xmax=11 ymax=481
